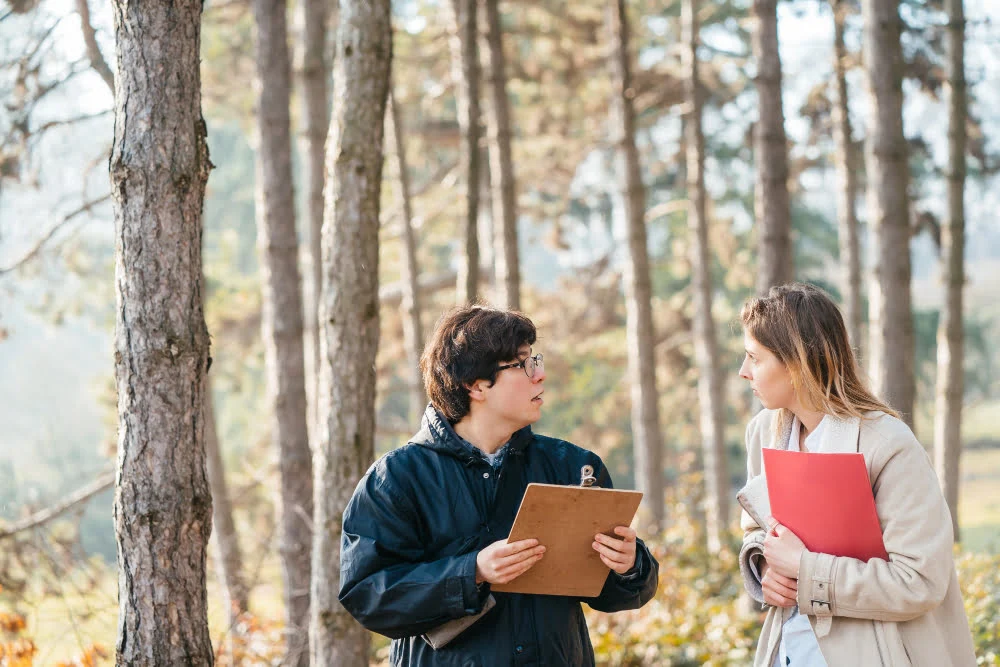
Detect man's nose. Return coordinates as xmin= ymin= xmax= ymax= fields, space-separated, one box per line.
xmin=532 ymin=366 xmax=546 ymax=382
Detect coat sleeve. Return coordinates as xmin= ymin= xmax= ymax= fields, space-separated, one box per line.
xmin=338 ymin=467 xmax=490 ymax=639
xmin=796 ymin=424 xmax=956 ymax=624
xmin=583 ymin=456 xmax=659 ymax=612
xmin=739 ymin=419 xmax=768 ymax=605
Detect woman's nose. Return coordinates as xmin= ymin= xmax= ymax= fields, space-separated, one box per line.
xmin=738 ymin=361 xmax=751 ymax=380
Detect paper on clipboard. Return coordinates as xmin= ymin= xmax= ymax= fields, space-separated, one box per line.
xmin=491 ymin=483 xmax=643 ymax=597
xmin=763 ymin=448 xmax=888 ymax=562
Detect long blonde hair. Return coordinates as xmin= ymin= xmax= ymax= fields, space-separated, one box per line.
xmin=740 ymin=283 xmax=899 ymax=425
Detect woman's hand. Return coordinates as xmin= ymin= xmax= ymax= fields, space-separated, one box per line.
xmin=763 ymin=522 xmax=806 ymax=580
xmin=475 ymin=538 xmax=546 ymax=585
xmin=593 ymin=526 xmax=638 ymax=574
xmin=760 ymin=561 xmax=798 ymax=608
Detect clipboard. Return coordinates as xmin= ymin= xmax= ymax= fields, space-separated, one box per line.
xmin=763 ymin=448 xmax=888 ymax=562
xmin=491 ymin=482 xmax=643 ymax=597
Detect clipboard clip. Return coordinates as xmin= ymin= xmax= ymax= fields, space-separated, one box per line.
xmin=579 ymin=465 xmax=597 ymax=487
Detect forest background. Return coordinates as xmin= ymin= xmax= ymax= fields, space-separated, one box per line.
xmin=1 ymin=0 xmax=999 ymax=664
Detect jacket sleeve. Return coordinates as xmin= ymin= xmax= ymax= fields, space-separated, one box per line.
xmin=338 ymin=468 xmax=489 ymax=639
xmin=796 ymin=426 xmax=956 ymax=624
xmin=583 ymin=456 xmax=659 ymax=612
xmin=739 ymin=419 xmax=768 ymax=605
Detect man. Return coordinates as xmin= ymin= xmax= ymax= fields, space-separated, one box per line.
xmin=339 ymin=305 xmax=659 ymax=666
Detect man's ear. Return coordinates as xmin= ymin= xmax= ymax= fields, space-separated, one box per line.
xmin=466 ymin=379 xmax=489 ymax=403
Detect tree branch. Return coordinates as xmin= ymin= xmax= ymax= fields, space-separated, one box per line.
xmin=0 ymin=192 xmax=111 ymax=275
xmin=0 ymin=469 xmax=114 ymax=541
xmin=75 ymin=0 xmax=115 ymax=95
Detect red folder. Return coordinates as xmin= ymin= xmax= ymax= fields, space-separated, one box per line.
xmin=762 ymin=448 xmax=889 ymax=562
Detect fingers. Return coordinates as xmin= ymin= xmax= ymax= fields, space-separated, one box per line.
xmin=498 ymin=538 xmax=539 ymax=557
xmin=592 ymin=534 xmax=635 ymax=573
xmin=762 ymin=571 xmax=797 ymax=600
xmin=612 ymin=526 xmax=636 ymax=542
xmin=491 ymin=547 xmax=545 ymax=583
xmin=495 ymin=545 xmax=545 ymax=570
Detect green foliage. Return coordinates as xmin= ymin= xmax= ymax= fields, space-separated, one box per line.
xmin=587 ymin=473 xmax=759 ymax=666
xmin=955 ymin=551 xmax=1000 ymax=665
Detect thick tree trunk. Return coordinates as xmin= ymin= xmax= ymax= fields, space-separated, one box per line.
xmin=309 ymin=0 xmax=391 ymax=662
xmin=389 ymin=89 xmax=427 ymax=424
xmin=862 ymin=0 xmax=915 ymax=426
xmin=831 ymin=0 xmax=862 ymax=350
xmin=482 ymin=0 xmax=520 ymax=310
xmin=448 ymin=0 xmax=482 ymax=304
xmin=295 ymin=0 xmax=332 ymax=447
xmin=252 ymin=0 xmax=314 ymax=661
xmin=751 ymin=0 xmax=794 ymax=294
xmin=608 ymin=0 xmax=665 ymax=533
xmin=204 ymin=377 xmax=249 ymax=625
xmin=109 ymin=0 xmax=214 ymax=662
xmin=934 ymin=0 xmax=966 ymax=543
xmin=683 ymin=0 xmax=728 ymax=554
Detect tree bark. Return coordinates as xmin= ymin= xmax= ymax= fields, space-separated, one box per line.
xmin=751 ymin=0 xmax=794 ymax=294
xmin=448 ymin=0 xmax=482 ymax=305
xmin=204 ymin=377 xmax=249 ymax=625
xmin=252 ymin=0 xmax=314 ymax=661
xmin=295 ymin=0 xmax=333 ymax=446
xmin=109 ymin=0 xmax=214 ymax=661
xmin=934 ymin=0 xmax=966 ymax=543
xmin=309 ymin=0 xmax=391 ymax=662
xmin=862 ymin=0 xmax=916 ymax=426
xmin=683 ymin=0 xmax=728 ymax=554
xmin=608 ymin=0 xmax=665 ymax=533
xmin=831 ymin=0 xmax=862 ymax=350
xmin=482 ymin=0 xmax=520 ymax=310
xmin=388 ymin=89 xmax=427 ymax=425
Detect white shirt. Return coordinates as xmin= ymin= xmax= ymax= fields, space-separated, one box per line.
xmin=774 ymin=416 xmax=829 ymax=667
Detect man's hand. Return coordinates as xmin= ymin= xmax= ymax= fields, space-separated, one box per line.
xmin=763 ymin=522 xmax=806 ymax=580
xmin=760 ymin=561 xmax=798 ymax=608
xmin=592 ymin=526 xmax=637 ymax=574
xmin=476 ymin=538 xmax=546 ymax=585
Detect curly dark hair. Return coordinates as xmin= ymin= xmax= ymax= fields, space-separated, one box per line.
xmin=420 ymin=305 xmax=537 ymax=423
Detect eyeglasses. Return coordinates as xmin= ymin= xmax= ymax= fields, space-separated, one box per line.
xmin=496 ymin=353 xmax=544 ymax=378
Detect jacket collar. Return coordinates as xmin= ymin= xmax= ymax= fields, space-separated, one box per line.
xmin=771 ymin=410 xmax=861 ymax=454
xmin=410 ymin=404 xmax=533 ymax=464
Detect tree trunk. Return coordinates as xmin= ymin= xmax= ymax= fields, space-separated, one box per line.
xmin=309 ymin=0 xmax=391 ymax=662
xmin=389 ymin=89 xmax=427 ymax=425
xmin=608 ymin=0 xmax=665 ymax=533
xmin=252 ymin=0 xmax=314 ymax=661
xmin=751 ymin=0 xmax=794 ymax=294
xmin=448 ymin=0 xmax=482 ymax=305
xmin=109 ymin=0 xmax=214 ymax=661
xmin=482 ymin=0 xmax=520 ymax=310
xmin=204 ymin=377 xmax=249 ymax=626
xmin=831 ymin=0 xmax=862 ymax=350
xmin=934 ymin=0 xmax=966 ymax=543
xmin=862 ymin=0 xmax=915 ymax=426
xmin=683 ymin=0 xmax=728 ymax=554
xmin=295 ymin=0 xmax=333 ymax=448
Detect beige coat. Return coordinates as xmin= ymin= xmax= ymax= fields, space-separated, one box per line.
xmin=739 ymin=409 xmax=977 ymax=667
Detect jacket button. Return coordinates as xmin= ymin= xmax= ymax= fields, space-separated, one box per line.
xmin=515 ymin=645 xmax=524 ymax=654
xmin=483 ymin=472 xmax=490 ymax=479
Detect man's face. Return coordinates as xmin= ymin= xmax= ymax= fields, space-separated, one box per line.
xmin=482 ymin=344 xmax=546 ymax=429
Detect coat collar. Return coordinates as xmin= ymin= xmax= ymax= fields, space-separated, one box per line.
xmin=770 ymin=410 xmax=861 ymax=454
xmin=410 ymin=404 xmax=533 ymax=464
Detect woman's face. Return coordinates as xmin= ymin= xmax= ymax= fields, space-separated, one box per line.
xmin=739 ymin=333 xmax=795 ymax=410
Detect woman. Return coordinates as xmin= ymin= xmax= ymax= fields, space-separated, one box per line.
xmin=737 ymin=283 xmax=976 ymax=667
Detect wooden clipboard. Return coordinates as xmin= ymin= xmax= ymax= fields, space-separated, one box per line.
xmin=491 ymin=482 xmax=643 ymax=597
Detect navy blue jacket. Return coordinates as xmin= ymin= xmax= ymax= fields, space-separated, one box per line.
xmin=339 ymin=406 xmax=659 ymax=666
